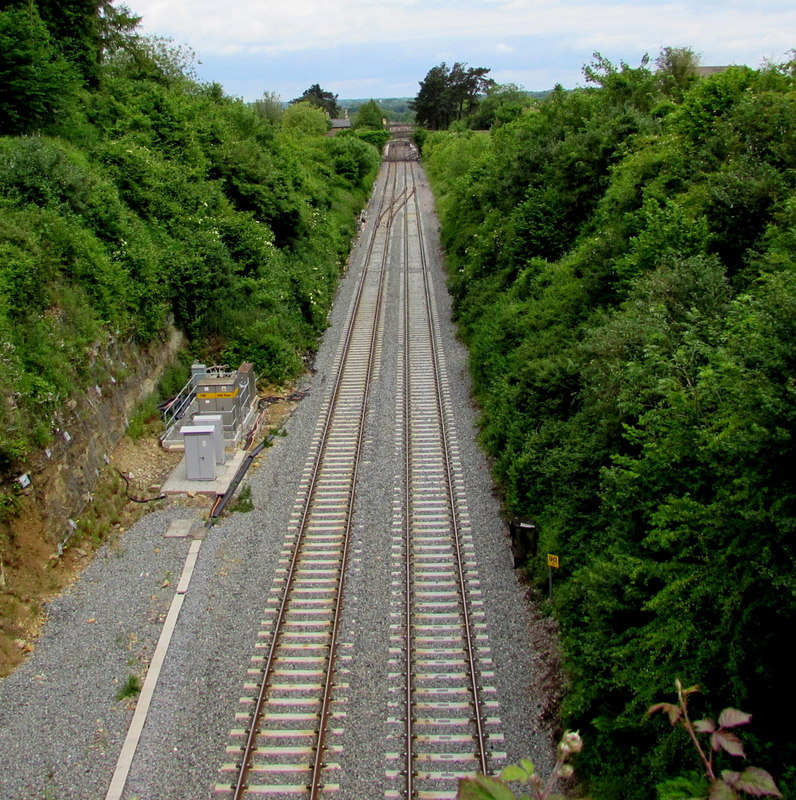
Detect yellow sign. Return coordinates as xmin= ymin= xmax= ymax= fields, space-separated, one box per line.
xmin=547 ymin=554 xmax=560 ymax=569
xmin=197 ymin=388 xmax=239 ymax=399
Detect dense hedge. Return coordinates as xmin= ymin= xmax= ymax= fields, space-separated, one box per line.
xmin=423 ymin=57 xmax=796 ymax=798
xmin=0 ymin=5 xmax=380 ymax=480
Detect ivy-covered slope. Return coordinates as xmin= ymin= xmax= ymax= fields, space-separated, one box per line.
xmin=0 ymin=3 xmax=380 ymax=486
xmin=422 ymin=58 xmax=796 ymax=798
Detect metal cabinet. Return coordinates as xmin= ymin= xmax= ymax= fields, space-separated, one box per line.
xmin=181 ymin=425 xmax=217 ymax=481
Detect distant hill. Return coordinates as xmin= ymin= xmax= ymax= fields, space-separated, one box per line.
xmin=338 ymin=98 xmax=414 ymax=122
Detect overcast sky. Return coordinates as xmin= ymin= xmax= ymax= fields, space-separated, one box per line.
xmin=128 ymin=0 xmax=796 ymax=102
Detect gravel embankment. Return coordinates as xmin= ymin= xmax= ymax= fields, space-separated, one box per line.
xmin=0 ymin=162 xmax=556 ymax=800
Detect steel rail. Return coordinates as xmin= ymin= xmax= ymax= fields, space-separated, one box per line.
xmin=400 ymin=157 xmax=416 ymax=800
xmin=230 ymin=160 xmax=400 ymax=799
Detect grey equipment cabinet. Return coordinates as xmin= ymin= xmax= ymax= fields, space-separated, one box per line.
xmin=181 ymin=425 xmax=217 ymax=481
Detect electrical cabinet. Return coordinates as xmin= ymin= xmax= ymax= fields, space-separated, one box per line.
xmin=192 ymin=414 xmax=225 ymax=465
xmin=181 ymin=425 xmax=217 ymax=481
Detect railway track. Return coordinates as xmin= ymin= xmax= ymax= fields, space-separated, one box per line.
xmin=386 ymin=155 xmax=504 ymax=799
xmin=217 ymin=140 xmax=505 ymax=799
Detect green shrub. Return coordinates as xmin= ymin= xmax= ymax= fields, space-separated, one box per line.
xmin=327 ymin=135 xmax=380 ymax=183
xmin=126 ymin=395 xmax=161 ymax=441
xmin=0 ymin=4 xmax=376 ymax=482
xmin=423 ymin=54 xmax=796 ymax=799
xmin=353 ymin=128 xmax=390 ymax=153
xmin=228 ymin=484 xmax=254 ymax=513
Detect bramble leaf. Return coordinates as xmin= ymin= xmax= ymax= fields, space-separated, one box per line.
xmin=519 ymin=758 xmax=536 ymax=776
xmin=649 ymin=702 xmax=683 ymax=725
xmin=722 ymin=771 xmax=741 ymax=787
xmin=718 ymin=708 xmax=752 ymax=729
xmin=711 ymin=730 xmax=745 ymax=757
xmin=708 ymin=778 xmax=738 ymax=800
xmin=694 ymin=718 xmax=716 ymax=733
xmin=733 ymin=767 xmax=783 ymax=797
xmin=458 ymin=774 xmax=516 ymax=800
xmin=500 ymin=765 xmax=529 ymax=783
xmin=682 ymin=684 xmax=701 ymax=696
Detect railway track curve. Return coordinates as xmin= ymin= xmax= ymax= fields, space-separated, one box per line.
xmin=216 ymin=139 xmax=512 ymax=799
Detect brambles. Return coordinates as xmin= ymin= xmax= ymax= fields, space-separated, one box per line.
xmin=649 ymin=680 xmax=782 ymax=799
xmin=457 ymin=731 xmax=583 ymax=800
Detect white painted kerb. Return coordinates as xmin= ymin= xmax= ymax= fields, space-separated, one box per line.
xmin=105 ymin=537 xmax=203 ymax=800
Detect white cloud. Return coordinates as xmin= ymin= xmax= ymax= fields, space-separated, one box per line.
xmin=133 ymin=0 xmax=795 ymax=61
xmin=129 ymin=0 xmax=796 ymax=98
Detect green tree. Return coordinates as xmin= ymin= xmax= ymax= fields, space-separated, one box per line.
xmin=656 ymin=46 xmax=701 ymax=101
xmin=411 ymin=63 xmax=450 ymax=129
xmin=0 ymin=4 xmax=80 ymax=134
xmin=583 ymin=51 xmax=659 ymax=111
xmin=35 ymin=0 xmax=102 ymax=86
xmin=253 ymin=90 xmax=283 ymax=124
xmin=97 ymin=0 xmax=140 ymax=58
xmin=448 ymin=61 xmax=493 ymax=119
xmin=468 ymin=82 xmax=532 ymax=129
xmin=353 ymin=99 xmax=383 ymax=130
xmin=290 ymin=83 xmax=340 ymax=117
xmin=282 ymin=100 xmax=330 ymax=136
xmin=421 ymin=47 xmax=796 ymax=799
xmin=411 ymin=62 xmax=493 ymax=129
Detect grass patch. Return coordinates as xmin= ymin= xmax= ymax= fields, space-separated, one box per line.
xmin=74 ymin=468 xmax=129 ymax=545
xmin=116 ymin=673 xmax=141 ymax=701
xmin=228 ymin=484 xmax=254 ymax=513
xmin=126 ymin=395 xmax=162 ymax=442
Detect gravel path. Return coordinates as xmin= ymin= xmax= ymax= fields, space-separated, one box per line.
xmin=0 ymin=161 xmax=554 ymax=799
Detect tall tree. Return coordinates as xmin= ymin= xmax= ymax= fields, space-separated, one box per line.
xmin=0 ymin=4 xmax=80 ymax=133
xmin=253 ymin=90 xmax=283 ymax=124
xmin=36 ymin=0 xmax=101 ymax=86
xmin=97 ymin=0 xmax=140 ymax=58
xmin=282 ymin=101 xmax=330 ymax=135
xmin=655 ymin=45 xmax=700 ymax=101
xmin=411 ymin=63 xmax=452 ymax=129
xmin=290 ymin=83 xmax=340 ymax=117
xmin=448 ymin=61 xmax=492 ymax=118
xmin=0 ymin=0 xmax=136 ymax=86
xmin=411 ymin=62 xmax=493 ymax=129
xmin=467 ymin=83 xmax=531 ymax=129
xmin=353 ymin=99 xmax=384 ymax=130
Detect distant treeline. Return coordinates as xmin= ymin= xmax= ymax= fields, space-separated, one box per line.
xmin=339 ymin=97 xmax=415 ymax=122
xmin=0 ymin=1 xmax=380 ymax=485
xmin=339 ymin=93 xmax=552 ymax=126
xmin=422 ymin=51 xmax=796 ymax=799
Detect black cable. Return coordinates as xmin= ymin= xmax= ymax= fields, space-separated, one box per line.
xmin=116 ymin=468 xmax=167 ymax=503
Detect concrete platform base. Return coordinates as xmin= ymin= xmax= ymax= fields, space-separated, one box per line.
xmin=161 ymin=450 xmax=247 ymax=496
xmin=164 ymin=519 xmax=207 ymax=539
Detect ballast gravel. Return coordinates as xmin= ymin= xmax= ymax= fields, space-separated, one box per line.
xmin=0 ymin=161 xmax=556 ymax=800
